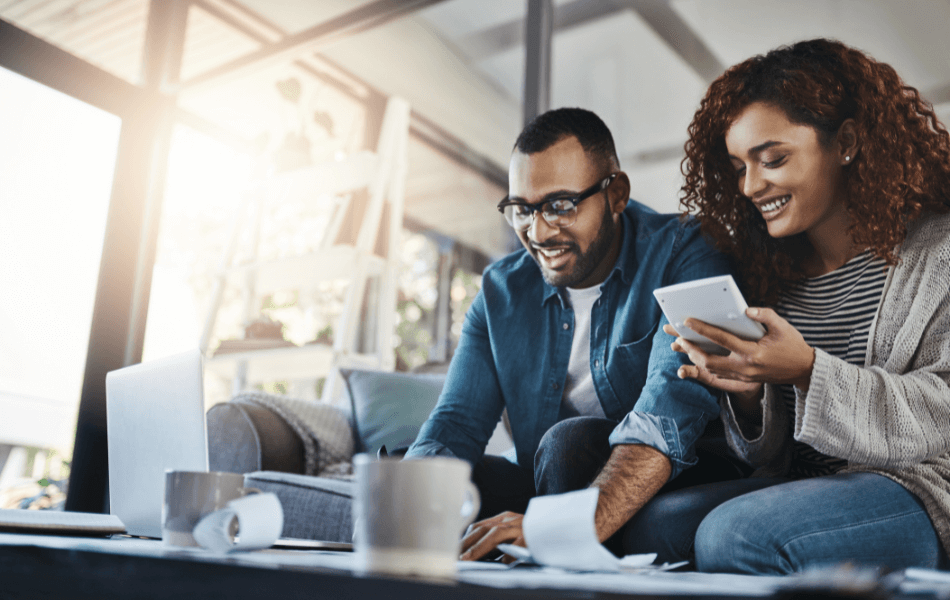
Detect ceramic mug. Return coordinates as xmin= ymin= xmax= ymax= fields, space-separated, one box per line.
xmin=162 ymin=470 xmax=259 ymax=547
xmin=353 ymin=455 xmax=480 ymax=579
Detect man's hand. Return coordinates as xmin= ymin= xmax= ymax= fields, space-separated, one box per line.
xmin=459 ymin=511 xmax=525 ymax=563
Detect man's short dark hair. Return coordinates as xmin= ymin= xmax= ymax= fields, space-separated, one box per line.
xmin=514 ymin=108 xmax=619 ymax=171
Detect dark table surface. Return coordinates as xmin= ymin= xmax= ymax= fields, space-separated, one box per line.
xmin=0 ymin=532 xmax=942 ymax=600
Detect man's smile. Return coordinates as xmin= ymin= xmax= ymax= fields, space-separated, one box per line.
xmin=531 ymin=243 xmax=576 ymax=270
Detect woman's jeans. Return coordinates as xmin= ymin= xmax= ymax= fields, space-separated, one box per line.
xmin=623 ymin=472 xmax=949 ymax=574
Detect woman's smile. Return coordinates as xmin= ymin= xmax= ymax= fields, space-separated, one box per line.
xmin=756 ymin=194 xmax=791 ymax=219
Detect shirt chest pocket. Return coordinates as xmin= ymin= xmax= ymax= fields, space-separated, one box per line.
xmin=605 ymin=319 xmax=659 ymax=409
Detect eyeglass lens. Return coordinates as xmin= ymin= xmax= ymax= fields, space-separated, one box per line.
xmin=503 ymin=199 xmax=577 ymax=231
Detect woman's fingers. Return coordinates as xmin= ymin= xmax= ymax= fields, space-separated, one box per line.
xmin=673 ymin=336 xmax=726 ymax=371
xmin=682 ymin=318 xmax=752 ymax=354
xmin=676 ymin=364 xmax=707 ymax=381
xmin=677 ymin=361 xmax=764 ymax=395
xmin=745 ymin=306 xmax=777 ymax=328
xmin=674 ymin=336 xmax=750 ymax=382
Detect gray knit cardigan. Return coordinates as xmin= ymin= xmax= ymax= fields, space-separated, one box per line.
xmin=722 ymin=210 xmax=950 ymax=555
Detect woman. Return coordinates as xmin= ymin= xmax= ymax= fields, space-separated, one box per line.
xmin=623 ymin=38 xmax=950 ymax=574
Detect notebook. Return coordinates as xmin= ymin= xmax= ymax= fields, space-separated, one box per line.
xmin=106 ymin=349 xmax=209 ymax=538
xmin=0 ymin=508 xmax=125 ymax=536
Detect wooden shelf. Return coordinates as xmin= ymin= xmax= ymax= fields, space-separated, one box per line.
xmin=226 ymin=246 xmax=386 ymax=297
xmin=205 ymin=344 xmax=335 ymax=383
xmin=205 ymin=344 xmax=388 ymax=384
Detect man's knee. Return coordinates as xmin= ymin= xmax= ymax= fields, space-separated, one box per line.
xmin=534 ymin=417 xmax=615 ymax=495
xmin=535 ymin=417 xmax=613 ymax=468
xmin=537 ymin=417 xmax=592 ymax=454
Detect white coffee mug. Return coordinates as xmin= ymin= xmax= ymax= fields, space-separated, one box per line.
xmin=353 ymin=454 xmax=480 ymax=579
xmin=162 ymin=470 xmax=259 ymax=547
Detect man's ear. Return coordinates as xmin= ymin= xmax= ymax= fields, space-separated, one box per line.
xmin=610 ymin=172 xmax=631 ymax=216
xmin=837 ymin=119 xmax=860 ymax=165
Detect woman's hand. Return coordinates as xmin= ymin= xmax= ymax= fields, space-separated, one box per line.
xmin=664 ymin=307 xmax=815 ymax=392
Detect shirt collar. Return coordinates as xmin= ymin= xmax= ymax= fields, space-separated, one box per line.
xmin=539 ymin=207 xmax=638 ymax=307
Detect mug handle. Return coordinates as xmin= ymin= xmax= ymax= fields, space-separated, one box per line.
xmin=459 ymin=481 xmax=481 ymax=532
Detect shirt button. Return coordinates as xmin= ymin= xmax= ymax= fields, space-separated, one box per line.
xmin=552 ymin=382 xmax=559 ymax=390
xmin=594 ymin=360 xmax=600 ymax=368
xmin=562 ymin=323 xmax=569 ymax=330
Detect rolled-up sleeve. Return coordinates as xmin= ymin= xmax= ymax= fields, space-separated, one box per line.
xmin=403 ymin=439 xmax=459 ymax=458
xmin=608 ymin=412 xmax=674 ymax=462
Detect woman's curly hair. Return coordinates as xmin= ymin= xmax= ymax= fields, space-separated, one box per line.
xmin=680 ymin=38 xmax=950 ymax=304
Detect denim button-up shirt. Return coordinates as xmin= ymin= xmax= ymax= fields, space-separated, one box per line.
xmin=406 ymin=200 xmax=733 ymax=479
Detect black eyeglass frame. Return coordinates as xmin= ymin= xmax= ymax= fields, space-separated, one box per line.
xmin=496 ymin=173 xmax=619 ymax=231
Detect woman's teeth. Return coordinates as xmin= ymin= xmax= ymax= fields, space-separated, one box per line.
xmin=761 ymin=195 xmax=790 ymax=213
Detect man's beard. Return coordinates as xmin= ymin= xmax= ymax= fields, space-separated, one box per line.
xmin=532 ymin=204 xmax=616 ymax=288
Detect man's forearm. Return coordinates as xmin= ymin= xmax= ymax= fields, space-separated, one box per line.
xmin=590 ymin=444 xmax=671 ymax=542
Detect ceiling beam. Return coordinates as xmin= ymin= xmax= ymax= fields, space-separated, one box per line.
xmin=458 ymin=0 xmax=723 ymax=84
xmin=178 ymin=0 xmax=446 ymax=93
xmin=457 ymin=0 xmax=619 ymax=59
xmin=611 ymin=0 xmax=723 ymax=83
xmin=191 ymin=0 xmax=370 ymax=99
xmin=0 ymin=16 xmax=147 ymax=116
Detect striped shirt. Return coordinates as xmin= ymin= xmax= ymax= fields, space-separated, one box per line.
xmin=775 ymin=251 xmax=889 ymax=478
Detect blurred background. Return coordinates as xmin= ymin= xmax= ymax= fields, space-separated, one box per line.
xmin=2 ymin=0 xmax=950 ymax=511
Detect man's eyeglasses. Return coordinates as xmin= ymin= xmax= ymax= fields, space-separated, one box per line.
xmin=497 ymin=173 xmax=618 ymax=232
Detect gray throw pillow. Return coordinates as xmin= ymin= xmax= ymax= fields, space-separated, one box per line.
xmin=339 ymin=369 xmax=446 ymax=456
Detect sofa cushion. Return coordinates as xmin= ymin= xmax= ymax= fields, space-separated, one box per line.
xmin=340 ymin=369 xmax=446 ymax=456
xmin=244 ymin=471 xmax=353 ymax=542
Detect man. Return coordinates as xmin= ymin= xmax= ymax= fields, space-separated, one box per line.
xmin=405 ymin=108 xmax=734 ymax=560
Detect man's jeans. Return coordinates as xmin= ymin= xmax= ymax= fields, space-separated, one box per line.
xmin=623 ymin=472 xmax=950 ymax=574
xmin=471 ymin=416 xmax=747 ymax=552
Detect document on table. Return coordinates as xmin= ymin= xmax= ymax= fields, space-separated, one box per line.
xmin=0 ymin=508 xmax=125 ymax=536
xmin=502 ymin=488 xmax=670 ymax=572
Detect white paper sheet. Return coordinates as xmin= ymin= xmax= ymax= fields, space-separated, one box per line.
xmin=518 ymin=488 xmax=661 ymax=572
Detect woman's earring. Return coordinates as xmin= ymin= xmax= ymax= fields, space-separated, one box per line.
xmin=845 ymin=156 xmax=851 ymax=162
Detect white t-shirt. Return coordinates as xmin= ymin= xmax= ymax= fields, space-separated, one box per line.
xmin=560 ymin=285 xmax=606 ymax=419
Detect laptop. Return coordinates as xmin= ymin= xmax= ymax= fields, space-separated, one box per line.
xmin=106 ymin=349 xmax=208 ymax=538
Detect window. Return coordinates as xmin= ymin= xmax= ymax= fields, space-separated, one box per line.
xmin=0 ymin=66 xmax=121 ymax=509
